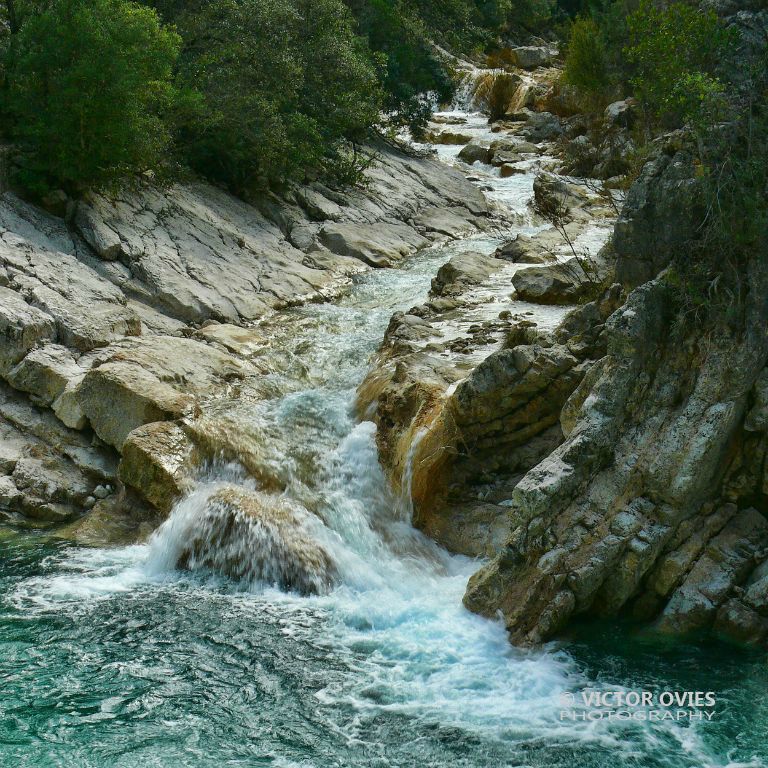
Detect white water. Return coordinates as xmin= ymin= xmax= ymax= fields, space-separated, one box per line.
xmin=5 ymin=97 xmax=759 ymax=768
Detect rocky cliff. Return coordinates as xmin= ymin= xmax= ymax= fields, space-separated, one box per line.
xmin=363 ymin=8 xmax=768 ymax=647
xmin=464 ymin=148 xmax=768 ymax=644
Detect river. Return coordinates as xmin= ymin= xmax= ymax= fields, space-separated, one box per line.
xmin=0 ymin=101 xmax=766 ymax=768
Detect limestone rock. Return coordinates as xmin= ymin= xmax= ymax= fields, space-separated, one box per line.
xmin=512 ymin=262 xmax=590 ymax=304
xmin=171 ymin=485 xmax=337 ymax=595
xmin=427 ymin=130 xmax=472 ymax=145
xmin=319 ymin=221 xmax=429 ymax=267
xmin=0 ymin=286 xmax=56 ymax=374
xmin=458 ymin=142 xmax=491 ymax=165
xmin=657 ymin=509 xmax=768 ymax=634
xmin=508 ymin=46 xmax=556 ymax=70
xmin=76 ymin=336 xmax=250 ymax=449
xmin=52 ymin=377 xmax=88 ymax=430
xmin=7 ymin=344 xmax=82 ymax=405
xmin=613 ymin=143 xmax=701 ymax=288
xmin=1 ymin=226 xmax=141 ymax=351
xmin=414 ymin=206 xmax=480 ymax=238
xmin=714 ymin=598 xmax=768 ymax=644
xmin=745 ymin=367 xmax=768 ymax=431
xmin=431 ymin=252 xmax=501 ymax=297
xmin=499 ymin=164 xmax=525 ymax=178
xmin=521 ymin=112 xmax=563 ymax=143
xmin=604 ymin=98 xmax=639 ymax=130
xmin=194 ymin=323 xmax=268 ymax=357
xmin=119 ymin=421 xmax=195 ymax=515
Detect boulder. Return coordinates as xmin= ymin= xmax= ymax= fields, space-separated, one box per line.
xmin=414 ymin=206 xmax=480 ymax=238
xmin=490 ymin=150 xmax=522 ymax=166
xmin=714 ymin=598 xmax=768 ymax=644
xmin=76 ymin=336 xmax=249 ymax=449
xmin=533 ymin=172 xmax=592 ymax=216
xmin=495 ymin=236 xmax=551 ymax=264
xmin=458 ymin=142 xmax=491 ymax=165
xmin=507 ymin=46 xmax=555 ymax=70
xmin=745 ymin=367 xmax=768 ymax=431
xmin=119 ymin=421 xmax=195 ymax=514
xmin=52 ymin=377 xmax=87 ymax=430
xmin=169 ymin=485 xmax=337 ymax=595
xmin=0 ymin=286 xmax=56 ymax=374
xmin=500 ymin=164 xmax=525 ymax=178
xmin=319 ymin=221 xmax=429 ymax=267
xmin=0 ymin=229 xmax=141 ymax=351
xmin=7 ymin=344 xmax=82 ymax=406
xmin=194 ymin=323 xmax=268 ymax=357
xmin=431 ymin=252 xmax=501 ymax=297
xmin=427 ymin=130 xmax=472 ymax=145
xmin=11 ymin=455 xmax=92 ymax=507
xmin=521 ymin=112 xmax=563 ymax=143
xmin=657 ymin=509 xmax=768 ymax=634
xmin=512 ymin=262 xmax=589 ymax=304
xmin=604 ymin=98 xmax=639 ymax=130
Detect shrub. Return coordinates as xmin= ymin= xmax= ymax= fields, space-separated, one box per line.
xmin=625 ymin=1 xmax=731 ymax=125
xmin=6 ymin=0 xmax=180 ymax=193
xmin=562 ymin=17 xmax=608 ymax=103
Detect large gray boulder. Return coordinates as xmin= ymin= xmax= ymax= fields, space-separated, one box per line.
xmin=319 ymin=221 xmax=428 ymax=267
xmin=508 ymin=46 xmax=556 ymax=70
xmin=512 ymin=261 xmax=590 ymax=304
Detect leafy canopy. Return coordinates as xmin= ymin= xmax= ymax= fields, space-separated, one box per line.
xmin=625 ymin=1 xmax=731 ymax=124
xmin=6 ymin=0 xmax=180 ymax=193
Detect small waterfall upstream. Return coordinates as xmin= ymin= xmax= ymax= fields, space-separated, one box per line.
xmin=1 ymin=87 xmax=763 ymax=768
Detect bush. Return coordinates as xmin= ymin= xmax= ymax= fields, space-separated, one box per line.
xmin=6 ymin=0 xmax=180 ymax=193
xmin=562 ymin=17 xmax=608 ymax=103
xmin=625 ymin=1 xmax=731 ymax=125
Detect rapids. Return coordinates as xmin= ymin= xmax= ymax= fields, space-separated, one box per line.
xmin=1 ymin=98 xmax=766 ymax=768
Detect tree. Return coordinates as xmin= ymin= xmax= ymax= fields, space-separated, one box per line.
xmin=6 ymin=0 xmax=180 ymax=193
xmin=562 ymin=17 xmax=608 ymax=102
xmin=174 ymin=0 xmax=380 ymax=192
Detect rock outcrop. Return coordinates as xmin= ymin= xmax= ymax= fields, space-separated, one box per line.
xmin=461 ymin=149 xmax=768 ymax=645
xmin=162 ymin=485 xmax=337 ymax=595
xmin=0 ymin=142 xmax=487 ymax=538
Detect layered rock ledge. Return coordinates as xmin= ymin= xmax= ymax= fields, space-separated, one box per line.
xmin=0 ymin=144 xmax=487 ymax=542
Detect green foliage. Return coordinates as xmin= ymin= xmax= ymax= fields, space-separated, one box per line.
xmin=173 ymin=0 xmax=381 ymax=192
xmin=344 ymin=0 xmax=454 ymax=134
xmin=5 ymin=0 xmax=179 ymax=193
xmin=1 ymin=0 xmax=563 ymax=194
xmin=625 ymin=1 xmax=731 ymax=125
xmin=562 ymin=17 xmax=608 ymax=101
xmin=345 ymin=0 xmax=556 ymax=135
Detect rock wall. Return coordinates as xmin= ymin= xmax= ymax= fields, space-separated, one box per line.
xmin=0 ymin=144 xmax=487 ymax=541
xmin=462 ymin=150 xmax=768 ymax=644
